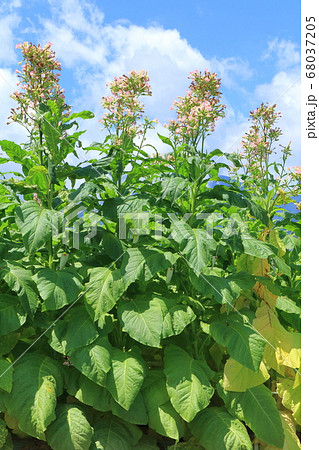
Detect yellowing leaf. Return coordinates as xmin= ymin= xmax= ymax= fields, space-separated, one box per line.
xmin=252 ymin=258 xmax=278 ymax=309
xmin=269 ymin=229 xmax=286 ymax=257
xmin=277 ymin=373 xmax=301 ymax=425
xmin=223 ymin=358 xmax=269 ymax=392
xmin=252 ymin=258 xmax=270 ymax=278
xmin=254 ymin=283 xmax=277 ymax=309
xmin=253 ymin=303 xmax=300 ymax=372
xmin=255 ymin=411 xmax=301 ymax=450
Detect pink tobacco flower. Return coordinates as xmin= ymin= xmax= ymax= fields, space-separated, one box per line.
xmin=101 ymin=70 xmax=153 ymax=144
xmin=164 ymin=70 xmax=225 ymax=147
xmin=8 ymin=42 xmax=70 ymax=128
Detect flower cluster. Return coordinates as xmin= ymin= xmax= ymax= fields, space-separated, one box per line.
xmin=234 ymin=103 xmax=282 ymax=180
xmin=101 ymin=70 xmax=155 ymax=144
xmin=286 ymin=166 xmax=301 ymax=201
xmin=165 ymin=69 xmax=225 ymax=147
xmin=8 ymin=42 xmax=69 ymax=128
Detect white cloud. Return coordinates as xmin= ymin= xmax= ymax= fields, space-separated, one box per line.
xmin=0 ymin=68 xmax=27 ymax=143
xmin=262 ymin=38 xmax=300 ymax=69
xmin=0 ymin=14 xmax=20 ymax=66
xmin=254 ymin=68 xmax=301 ymax=166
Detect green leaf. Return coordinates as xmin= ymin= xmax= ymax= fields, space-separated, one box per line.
xmin=0 ymin=140 xmax=27 ymax=163
xmin=0 ymin=359 xmax=13 ymax=393
xmin=84 ymin=268 xmax=125 ymax=326
xmin=120 ymin=248 xmax=174 ymax=287
xmin=143 ymin=370 xmax=184 ymax=440
xmin=157 ymin=133 xmax=174 ymax=148
xmin=0 ymin=332 xmax=20 ymax=356
xmin=42 ymin=120 xmax=60 ymax=157
xmin=46 ymin=404 xmax=93 ymax=450
xmin=102 ymin=196 xmax=149 ymax=221
xmin=242 ymin=237 xmax=275 ymax=259
xmin=0 ymin=294 xmax=27 ymax=337
xmin=90 ymin=414 xmax=142 ymax=450
xmin=65 ymin=368 xmax=112 ymax=412
xmin=2 ymin=262 xmax=38 ymax=316
xmin=102 ymin=233 xmax=124 ymax=260
xmin=63 ymin=110 xmax=95 ymax=122
xmin=218 ymin=383 xmax=284 ymax=448
xmin=272 ymin=255 xmax=291 ymax=277
xmin=171 ymin=221 xmax=216 ymax=273
xmin=68 ymin=181 xmax=100 ymax=203
xmin=4 ymin=353 xmax=63 ymax=440
xmin=49 ymin=306 xmax=98 ymax=354
xmin=276 ymin=297 xmax=301 ymax=315
xmin=190 ymin=272 xmax=255 ymax=307
xmin=68 ymin=336 xmax=112 ymax=387
xmin=164 ymin=345 xmax=214 ymax=422
xmin=223 ymin=359 xmax=270 ymax=392
xmin=118 ymin=295 xmax=195 ymax=347
xmin=190 ymin=407 xmax=252 ymax=450
xmin=132 ymin=434 xmax=160 ymax=449
xmin=204 ymin=315 xmax=266 ymax=371
xmin=26 ymin=166 xmax=49 ymax=194
xmin=203 ymin=185 xmax=268 ymax=225
xmin=110 ymin=391 xmax=148 ymax=425
xmin=107 ymin=348 xmax=146 ymax=410
xmin=34 ymin=268 xmax=83 ymax=311
xmin=161 ymin=176 xmax=188 ymax=203
xmin=15 ymin=201 xmax=60 ymax=253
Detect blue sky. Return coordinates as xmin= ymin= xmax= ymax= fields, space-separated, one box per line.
xmin=0 ymin=0 xmax=301 ymax=167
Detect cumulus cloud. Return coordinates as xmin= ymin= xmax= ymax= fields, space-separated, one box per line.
xmin=0 ymin=14 xmax=21 ymax=66
xmin=254 ymin=71 xmax=300 ymax=167
xmin=262 ymin=38 xmax=300 ymax=70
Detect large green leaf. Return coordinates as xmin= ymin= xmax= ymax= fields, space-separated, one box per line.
xmin=68 ymin=336 xmax=112 ymax=387
xmin=276 ymin=296 xmax=301 ymax=315
xmin=143 ymin=370 xmax=184 ymax=440
xmin=90 ymin=414 xmax=142 ymax=450
xmin=242 ymin=237 xmax=275 ymax=259
xmin=26 ymin=166 xmax=49 ymax=194
xmin=164 ymin=345 xmax=214 ymax=422
xmin=0 ymin=140 xmax=27 ymax=163
xmin=190 ymin=407 xmax=252 ymax=450
xmin=118 ymin=296 xmax=163 ymax=347
xmin=203 ymin=314 xmax=266 ymax=371
xmin=161 ymin=176 xmax=188 ymax=203
xmin=46 ymin=404 xmax=93 ymax=450
xmin=0 ymin=294 xmax=27 ymax=337
xmin=15 ymin=201 xmax=60 ymax=253
xmin=34 ymin=268 xmax=83 ymax=311
xmin=65 ymin=368 xmax=112 ymax=412
xmin=190 ymin=271 xmax=255 ymax=307
xmin=201 ymin=185 xmax=268 ymax=225
xmin=218 ymin=383 xmax=284 ymax=448
xmin=0 ymin=331 xmax=20 ymax=356
xmin=223 ymin=359 xmax=270 ymax=392
xmin=120 ymin=248 xmax=175 ymax=287
xmin=84 ymin=268 xmax=125 ymax=326
xmin=107 ymin=348 xmax=146 ymax=410
xmin=0 ymin=359 xmax=13 ymax=393
xmin=49 ymin=306 xmax=98 ymax=354
xmin=110 ymin=391 xmax=148 ymax=425
xmin=4 ymin=354 xmax=63 ymax=440
xmin=2 ymin=262 xmax=38 ymax=316
xmin=171 ymin=221 xmax=216 ymax=273
xmin=118 ymin=295 xmax=195 ymax=347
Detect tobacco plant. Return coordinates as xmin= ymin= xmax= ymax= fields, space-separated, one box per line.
xmin=0 ymin=43 xmax=301 ymax=449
